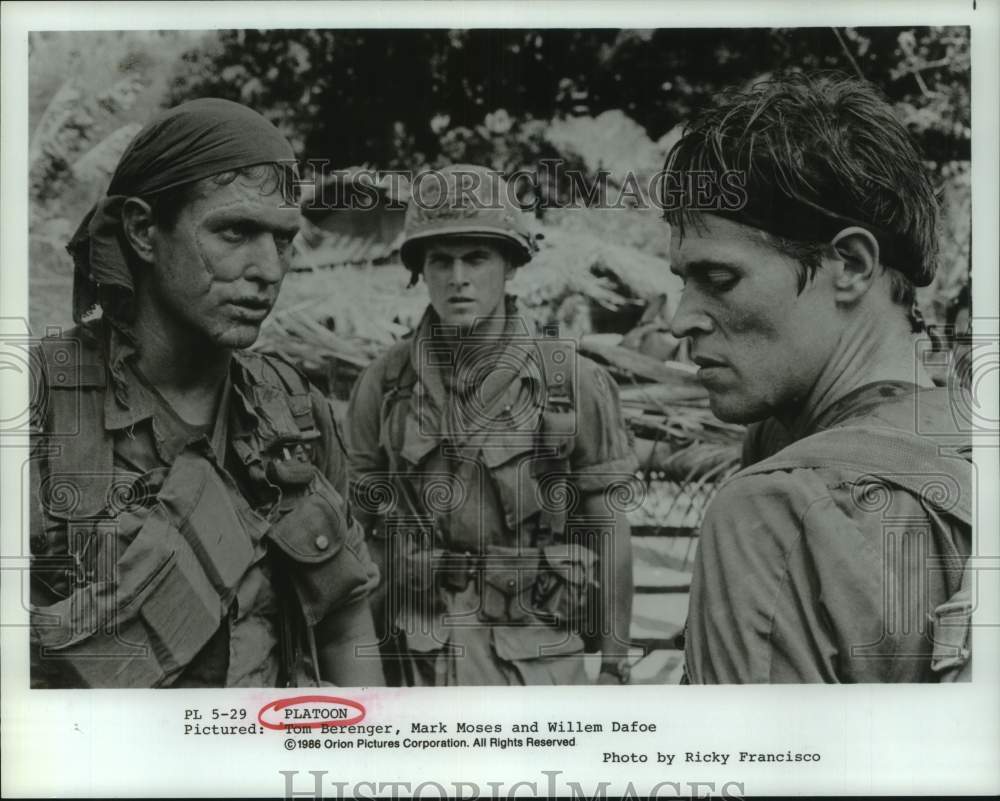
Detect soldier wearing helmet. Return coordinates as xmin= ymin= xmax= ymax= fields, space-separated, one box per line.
xmin=345 ymin=164 xmax=637 ymax=686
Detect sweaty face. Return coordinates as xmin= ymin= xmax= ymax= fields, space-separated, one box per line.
xmin=146 ymin=176 xmax=300 ymax=349
xmin=669 ymin=215 xmax=837 ymax=423
xmin=422 ymin=238 xmax=513 ymax=332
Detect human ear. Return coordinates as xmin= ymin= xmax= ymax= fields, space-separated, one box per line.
xmin=829 ymin=226 xmax=879 ymax=304
xmin=121 ymin=198 xmax=156 ymax=265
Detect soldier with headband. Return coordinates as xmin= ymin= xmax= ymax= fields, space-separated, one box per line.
xmin=30 ymin=98 xmax=383 ymax=688
xmin=663 ymin=73 xmax=973 ymax=683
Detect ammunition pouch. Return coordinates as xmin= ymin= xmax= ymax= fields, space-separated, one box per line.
xmin=491 ymin=626 xmax=586 ymax=667
xmin=479 ymin=546 xmax=541 ymax=624
xmin=437 ymin=549 xmax=478 ymax=592
xmin=534 ymin=543 xmax=597 ymax=631
xmin=32 ymin=452 xmax=261 ymax=688
xmin=391 ymin=542 xmax=474 ymax=621
xmin=268 ymin=473 xmax=375 ymax=627
xmin=476 ymin=543 xmax=596 ymax=628
xmin=396 ymin=542 xmax=444 ymax=597
xmin=392 ymin=540 xmax=598 ymax=629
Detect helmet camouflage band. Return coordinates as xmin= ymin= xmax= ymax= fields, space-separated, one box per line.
xmin=400 ymin=164 xmax=539 ymax=280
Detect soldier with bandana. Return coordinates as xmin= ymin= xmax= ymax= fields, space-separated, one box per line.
xmin=30 ymin=99 xmax=383 ymax=688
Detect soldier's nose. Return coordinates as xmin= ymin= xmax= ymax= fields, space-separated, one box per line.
xmin=246 ymin=235 xmax=286 ymax=285
xmin=670 ymin=292 xmax=713 ymax=338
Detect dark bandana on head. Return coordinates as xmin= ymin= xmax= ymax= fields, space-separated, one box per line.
xmin=67 ymin=97 xmax=296 ymax=324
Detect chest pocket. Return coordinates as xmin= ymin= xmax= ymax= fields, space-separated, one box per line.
xmin=480 ymin=438 xmax=545 ymax=535
xmin=481 ymin=403 xmax=577 ymax=541
xmin=379 ymin=355 xmax=577 ymax=541
xmin=267 ymin=473 xmax=375 ymax=626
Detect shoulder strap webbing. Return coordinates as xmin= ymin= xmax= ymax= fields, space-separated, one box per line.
xmin=736 ymin=423 xmax=974 ymax=681
xmin=735 ymin=425 xmax=972 ymax=525
xmin=534 ymin=338 xmax=577 ymax=451
xmin=34 ymin=328 xmax=115 ymax=519
xmin=534 ymin=337 xmax=574 ymax=407
xmin=238 ymin=351 xmax=317 ymax=438
xmin=381 ymin=342 xmax=417 ymax=396
xmin=378 ymin=344 xmax=418 ymax=468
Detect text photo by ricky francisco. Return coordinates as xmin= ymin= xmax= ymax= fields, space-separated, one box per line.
xmin=23 ymin=25 xmax=975 ymax=690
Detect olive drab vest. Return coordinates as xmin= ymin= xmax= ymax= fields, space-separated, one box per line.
xmin=370 ymin=335 xmax=600 ymax=641
xmin=377 ymin=335 xmax=578 ymax=545
xmin=30 ymin=324 xmax=370 ymax=688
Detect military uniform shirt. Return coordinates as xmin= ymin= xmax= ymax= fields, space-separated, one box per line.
xmin=346 ymin=305 xmax=638 ymax=550
xmin=685 ymin=381 xmax=972 ymax=683
xmin=345 ymin=304 xmax=637 ymax=685
xmin=30 ymin=322 xmax=374 ymax=688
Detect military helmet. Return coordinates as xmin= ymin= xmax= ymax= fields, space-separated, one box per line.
xmin=399 ymin=164 xmax=539 ymax=280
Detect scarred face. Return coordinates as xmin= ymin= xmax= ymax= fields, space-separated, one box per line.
xmin=422 ymin=237 xmax=513 ymax=333
xmin=145 ymin=175 xmax=300 ymax=350
xmin=669 ymin=214 xmax=839 ymax=423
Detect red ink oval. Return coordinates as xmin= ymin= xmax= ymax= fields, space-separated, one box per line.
xmin=257 ymin=695 xmax=366 ymax=731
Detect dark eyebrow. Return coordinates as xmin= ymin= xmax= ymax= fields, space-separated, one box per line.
xmin=211 ymin=212 xmax=299 ymax=238
xmin=676 ymin=259 xmax=741 ymax=277
xmin=273 ymin=222 xmax=301 ymax=238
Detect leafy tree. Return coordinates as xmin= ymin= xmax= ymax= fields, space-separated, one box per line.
xmin=166 ymin=26 xmax=969 ymax=169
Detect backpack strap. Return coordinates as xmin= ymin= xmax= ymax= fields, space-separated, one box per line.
xmin=532 ymin=338 xmax=578 ymax=539
xmin=734 ymin=425 xmax=972 ymax=525
xmin=735 ymin=424 xmax=973 ymax=681
xmin=32 ymin=325 xmax=116 ymax=520
xmin=230 ymin=350 xmax=326 ymax=494
xmin=534 ymin=336 xmax=577 ymax=438
xmin=237 ymin=350 xmax=319 ymax=438
xmin=929 ymin=565 xmax=972 ymax=682
xmin=380 ymin=341 xmax=418 ymax=399
xmin=377 ymin=342 xmax=418 ymax=473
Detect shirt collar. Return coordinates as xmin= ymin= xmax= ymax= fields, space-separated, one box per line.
xmin=810 ymin=380 xmax=922 ymax=433
xmin=404 ymin=296 xmax=546 ymax=447
xmin=409 ymin=295 xmax=536 ymax=393
xmin=103 ymin=323 xmax=154 ymax=431
xmin=102 ymin=323 xmax=239 ymax=449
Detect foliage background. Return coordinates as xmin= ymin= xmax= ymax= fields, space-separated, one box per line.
xmin=28 ymin=26 xmax=971 ymax=333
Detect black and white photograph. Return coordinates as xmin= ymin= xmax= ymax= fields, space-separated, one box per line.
xmin=2 ymin=1 xmax=997 ymax=798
